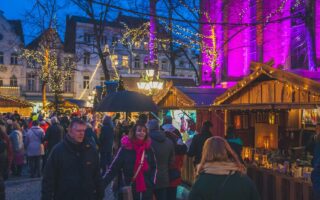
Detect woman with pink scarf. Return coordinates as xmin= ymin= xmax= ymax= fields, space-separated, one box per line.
xmin=104 ymin=122 xmax=157 ymax=200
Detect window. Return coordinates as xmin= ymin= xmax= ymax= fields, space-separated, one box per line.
xmin=0 ymin=52 xmax=3 ymax=64
xmin=111 ymin=55 xmax=118 ymax=67
xmin=143 ymin=42 xmax=148 ymax=50
xmin=83 ymin=76 xmax=90 ymax=89
xmin=0 ymin=79 xmax=3 ymax=86
xmin=64 ymin=76 xmax=72 ymax=93
xmin=122 ymin=56 xmax=129 ymax=68
xmin=179 ymin=60 xmax=184 ymax=68
xmin=161 ymin=59 xmax=168 ymax=70
xmin=84 ymin=33 xmax=91 ymax=43
xmin=100 ymin=77 xmax=105 ymax=86
xmin=27 ymin=74 xmax=36 ymax=91
xmin=134 ymin=56 xmax=140 ymax=68
xmin=10 ymin=53 xmax=18 ymax=65
xmin=10 ymin=75 xmax=17 ymax=86
xmin=83 ymin=52 xmax=90 ymax=65
xmin=134 ymin=41 xmax=141 ymax=49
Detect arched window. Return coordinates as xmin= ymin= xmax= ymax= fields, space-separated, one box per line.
xmin=10 ymin=75 xmax=17 ymax=87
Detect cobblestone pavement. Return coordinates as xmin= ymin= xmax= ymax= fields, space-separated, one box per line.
xmin=5 ymin=176 xmax=115 ymax=200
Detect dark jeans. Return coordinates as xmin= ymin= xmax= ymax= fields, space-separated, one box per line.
xmin=167 ymin=187 xmax=177 ymax=200
xmin=29 ymin=156 xmax=41 ymax=177
xmin=154 ymin=188 xmax=167 ymax=200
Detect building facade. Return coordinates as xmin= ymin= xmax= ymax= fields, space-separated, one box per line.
xmin=0 ymin=12 xmax=25 ymax=98
xmin=64 ymin=14 xmax=198 ymax=101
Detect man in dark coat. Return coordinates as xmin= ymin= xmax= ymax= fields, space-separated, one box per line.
xmin=44 ymin=117 xmax=65 ymax=156
xmin=188 ymin=120 xmax=213 ymax=166
xmin=147 ymin=119 xmax=175 ymax=200
xmin=41 ymin=118 xmax=104 ymax=200
xmin=99 ymin=115 xmax=114 ymax=175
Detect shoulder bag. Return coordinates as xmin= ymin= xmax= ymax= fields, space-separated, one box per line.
xmin=120 ymin=150 xmax=145 ymax=200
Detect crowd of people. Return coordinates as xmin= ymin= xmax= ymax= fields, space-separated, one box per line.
xmin=0 ymin=111 xmax=263 ymax=200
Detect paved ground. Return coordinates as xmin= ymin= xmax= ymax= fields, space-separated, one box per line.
xmin=5 ymin=176 xmax=115 ymax=200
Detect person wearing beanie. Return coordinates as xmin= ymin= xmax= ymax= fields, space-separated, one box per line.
xmin=147 ymin=119 xmax=174 ymax=200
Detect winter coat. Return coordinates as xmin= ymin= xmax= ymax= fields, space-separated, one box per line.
xmin=149 ymin=129 xmax=174 ymax=189
xmin=9 ymin=130 xmax=24 ymax=153
xmin=25 ymin=126 xmax=45 ymax=156
xmin=99 ymin=125 xmax=114 ymax=153
xmin=227 ymin=138 xmax=244 ymax=163
xmin=9 ymin=130 xmax=24 ymax=165
xmin=163 ymin=129 xmax=187 ymax=187
xmin=0 ymin=138 xmax=6 ymax=199
xmin=188 ymin=131 xmax=212 ymax=166
xmin=306 ymin=135 xmax=320 ymax=167
xmin=312 ymin=158 xmax=320 ymax=200
xmin=85 ymin=127 xmax=98 ymax=148
xmin=44 ymin=123 xmax=65 ymax=155
xmin=104 ymin=136 xmax=157 ymax=200
xmin=189 ymin=162 xmax=260 ymax=200
xmin=41 ymin=136 xmax=104 ymax=200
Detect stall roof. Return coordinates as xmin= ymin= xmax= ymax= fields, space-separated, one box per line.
xmin=214 ymin=62 xmax=320 ymax=106
xmin=0 ymin=95 xmax=33 ymax=107
xmin=65 ymin=99 xmax=87 ymax=108
xmin=177 ymin=87 xmax=227 ymax=107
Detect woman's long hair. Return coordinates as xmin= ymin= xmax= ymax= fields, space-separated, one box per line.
xmin=197 ymin=136 xmax=245 ymax=174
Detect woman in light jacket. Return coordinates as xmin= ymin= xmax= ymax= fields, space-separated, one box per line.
xmin=25 ymin=120 xmax=44 ymax=178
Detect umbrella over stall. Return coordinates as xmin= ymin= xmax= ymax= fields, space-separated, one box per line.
xmin=95 ymin=90 xmax=158 ymax=112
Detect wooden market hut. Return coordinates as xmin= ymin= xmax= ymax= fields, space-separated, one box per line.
xmin=0 ymin=94 xmax=33 ymax=116
xmin=153 ymin=81 xmax=227 ymax=136
xmin=213 ymin=62 xmax=320 ymax=148
xmin=212 ymin=62 xmax=320 ymax=200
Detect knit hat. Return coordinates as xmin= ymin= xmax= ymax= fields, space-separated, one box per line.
xmin=147 ymin=119 xmax=160 ymax=131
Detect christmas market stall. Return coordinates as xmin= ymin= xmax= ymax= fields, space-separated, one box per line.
xmin=0 ymin=94 xmax=33 ymax=116
xmin=153 ymin=81 xmax=228 ymax=185
xmin=212 ymin=62 xmax=320 ymax=200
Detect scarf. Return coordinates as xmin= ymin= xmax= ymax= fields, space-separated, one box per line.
xmin=132 ymin=139 xmax=150 ymax=192
xmin=200 ymin=161 xmax=245 ymax=175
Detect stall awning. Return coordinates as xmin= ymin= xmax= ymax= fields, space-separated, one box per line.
xmin=0 ymin=94 xmax=33 ymax=107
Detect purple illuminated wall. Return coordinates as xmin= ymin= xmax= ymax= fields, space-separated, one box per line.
xmin=149 ymin=0 xmax=157 ymax=65
xmin=200 ymin=0 xmax=223 ymax=85
xmin=262 ymin=0 xmax=291 ymax=69
xmin=226 ymin=0 xmax=251 ymax=77
xmin=198 ymin=0 xmax=318 ymax=84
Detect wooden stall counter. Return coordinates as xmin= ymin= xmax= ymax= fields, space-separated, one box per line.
xmin=247 ymin=166 xmax=313 ymax=200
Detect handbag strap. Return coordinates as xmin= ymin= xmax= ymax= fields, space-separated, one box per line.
xmin=132 ymin=150 xmax=145 ymax=182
